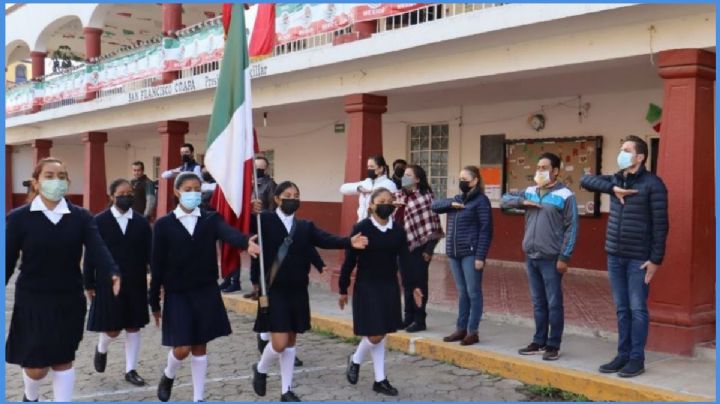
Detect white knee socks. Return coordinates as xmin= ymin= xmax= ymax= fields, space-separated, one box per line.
xmin=191 ymin=355 xmax=208 ymax=402
xmin=164 ymin=350 xmax=183 ymax=379
xmin=125 ymin=331 xmax=141 ymax=373
xmin=369 ymin=338 xmax=386 ymax=382
xmin=279 ymin=347 xmax=296 ymax=394
xmin=52 ymin=368 xmax=75 ymax=402
xmin=22 ymin=370 xmax=41 ymax=401
xmin=260 ymin=332 xmax=270 ymax=342
xmin=352 ymin=337 xmax=373 ymax=365
xmin=257 ymin=344 xmax=281 ymax=374
xmin=97 ymin=333 xmax=117 ymax=354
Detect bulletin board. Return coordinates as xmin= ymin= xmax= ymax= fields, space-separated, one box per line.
xmin=503 ymin=136 xmax=603 ymax=217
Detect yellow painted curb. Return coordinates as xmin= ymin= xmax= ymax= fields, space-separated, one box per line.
xmin=222 ymin=295 xmax=711 ymax=402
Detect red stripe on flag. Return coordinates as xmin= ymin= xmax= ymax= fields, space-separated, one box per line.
xmin=211 ymin=130 xmax=259 ymax=278
xmin=249 ymin=4 xmax=276 ymax=59
xmin=222 ymin=4 xmax=233 ymax=37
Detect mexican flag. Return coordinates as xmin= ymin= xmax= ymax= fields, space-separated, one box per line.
xmin=646 ymin=103 xmax=662 ymax=133
xmin=206 ymin=4 xmax=256 ymax=277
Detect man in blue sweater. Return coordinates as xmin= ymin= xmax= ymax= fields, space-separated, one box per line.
xmin=581 ymin=135 xmax=668 ymax=378
xmin=501 ymin=152 xmax=579 ymax=361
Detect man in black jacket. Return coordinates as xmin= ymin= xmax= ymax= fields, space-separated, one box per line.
xmin=581 ymin=135 xmax=668 ymax=378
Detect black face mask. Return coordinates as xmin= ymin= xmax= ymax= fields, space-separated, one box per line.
xmin=280 ymin=198 xmax=300 ymax=215
xmin=374 ymin=204 xmax=395 ymax=220
xmin=394 ymin=167 xmax=405 ymax=178
xmin=182 ymin=154 xmax=192 ymax=164
xmin=367 ymin=169 xmax=378 ymax=180
xmin=256 ymin=169 xmax=266 ymax=178
xmin=459 ymin=180 xmax=472 ymax=194
xmin=115 ymin=195 xmax=135 ymax=211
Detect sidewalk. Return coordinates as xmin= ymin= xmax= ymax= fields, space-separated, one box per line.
xmin=226 ymin=254 xmax=715 ymax=402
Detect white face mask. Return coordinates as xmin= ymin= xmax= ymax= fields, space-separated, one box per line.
xmin=534 ymin=170 xmax=551 ymax=187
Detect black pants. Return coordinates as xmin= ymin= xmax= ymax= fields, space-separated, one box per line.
xmin=401 ymin=245 xmax=430 ymax=324
xmin=224 ymin=269 xmax=240 ymax=284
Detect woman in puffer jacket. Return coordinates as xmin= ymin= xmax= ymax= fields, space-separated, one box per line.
xmin=431 ymin=165 xmax=493 ymax=346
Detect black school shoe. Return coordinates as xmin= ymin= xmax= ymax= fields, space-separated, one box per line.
xmin=22 ymin=394 xmax=38 ymax=402
xmin=94 ymin=346 xmax=107 ymax=373
xmin=618 ymin=359 xmax=645 ymax=378
xmin=294 ymin=356 xmax=304 ymax=367
xmin=252 ymin=363 xmax=267 ymax=396
xmin=599 ymin=356 xmax=629 ymax=374
xmin=157 ymin=373 xmax=174 ymax=402
xmin=405 ymin=322 xmax=427 ymax=333
xmin=346 ymin=354 xmax=360 ymax=384
xmin=373 ymin=379 xmax=399 ymax=396
xmin=125 ymin=370 xmax=146 ymax=386
xmin=281 ymin=390 xmax=301 ymax=402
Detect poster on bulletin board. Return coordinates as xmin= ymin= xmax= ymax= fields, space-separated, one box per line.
xmin=503 ymin=136 xmax=603 ymax=217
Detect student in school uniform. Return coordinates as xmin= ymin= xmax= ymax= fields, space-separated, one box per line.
xmin=251 ymin=181 xmax=368 ymax=402
xmin=339 ymin=187 xmax=423 ymax=397
xmin=6 ymin=157 xmax=121 ymax=402
xmin=339 ymin=155 xmax=398 ymax=222
xmin=84 ymin=178 xmax=153 ymax=386
xmin=150 ymin=172 xmax=261 ymax=403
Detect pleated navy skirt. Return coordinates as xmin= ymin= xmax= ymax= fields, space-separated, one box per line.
xmin=253 ymin=285 xmax=311 ymax=334
xmin=352 ymin=279 xmax=403 ymax=336
xmin=161 ymin=284 xmax=231 ymax=347
xmin=6 ymin=289 xmax=87 ymax=368
xmin=87 ymin=276 xmax=149 ymax=332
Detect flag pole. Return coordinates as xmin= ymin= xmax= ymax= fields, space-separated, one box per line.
xmin=252 ymin=159 xmax=269 ymax=308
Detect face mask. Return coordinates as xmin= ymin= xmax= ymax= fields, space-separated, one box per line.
xmin=255 ymin=169 xmax=266 ymax=178
xmin=367 ymin=169 xmax=378 ymax=180
xmin=182 ymin=154 xmax=192 ymax=164
xmin=394 ymin=167 xmax=405 ymax=178
xmin=534 ymin=170 xmax=551 ymax=187
xmin=280 ymin=198 xmax=300 ymax=215
xmin=617 ymin=151 xmax=634 ymax=170
xmin=459 ymin=180 xmax=472 ymax=194
xmin=179 ymin=191 xmax=202 ymax=210
xmin=115 ymin=195 xmax=135 ymax=211
xmin=39 ymin=179 xmax=69 ymax=202
xmin=401 ymin=175 xmax=415 ymax=190
xmin=374 ymin=204 xmax=395 ymax=220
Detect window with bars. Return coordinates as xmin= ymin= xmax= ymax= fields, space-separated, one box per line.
xmin=152 ymin=156 xmax=161 ymax=180
xmin=409 ymin=123 xmax=449 ymax=198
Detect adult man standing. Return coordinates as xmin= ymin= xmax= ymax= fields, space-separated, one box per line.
xmin=581 ymin=135 xmax=668 ymax=378
xmin=160 ymin=143 xmax=203 ymax=180
xmin=219 ymin=155 xmax=277 ymax=295
xmin=501 ymin=152 xmax=579 ymax=361
xmin=130 ymin=161 xmax=157 ymax=220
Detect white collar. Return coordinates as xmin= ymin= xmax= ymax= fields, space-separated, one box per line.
xmin=30 ymin=196 xmax=70 ymax=214
xmin=275 ymin=207 xmax=295 ymax=221
xmin=370 ymin=215 xmax=393 ymax=232
xmin=111 ymin=205 xmax=133 ymax=219
xmin=173 ymin=205 xmax=201 ymax=219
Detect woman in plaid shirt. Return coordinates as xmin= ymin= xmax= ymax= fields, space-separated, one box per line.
xmin=393 ymin=165 xmax=445 ymax=332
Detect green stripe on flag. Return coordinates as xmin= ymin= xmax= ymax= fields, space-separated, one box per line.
xmin=206 ymin=5 xmax=249 ymax=147
xmin=646 ymin=103 xmax=662 ymax=124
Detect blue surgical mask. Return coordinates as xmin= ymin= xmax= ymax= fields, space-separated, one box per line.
xmin=617 ymin=151 xmax=634 ymax=170
xmin=401 ymin=175 xmax=415 ymax=189
xmin=39 ymin=179 xmax=69 ymax=202
xmin=179 ymin=191 xmax=202 ymax=210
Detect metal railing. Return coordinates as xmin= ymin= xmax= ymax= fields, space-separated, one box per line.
xmin=7 ymin=4 xmax=503 ymax=118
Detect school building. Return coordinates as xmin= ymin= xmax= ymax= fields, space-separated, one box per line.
xmin=4 ymin=3 xmax=716 ymax=356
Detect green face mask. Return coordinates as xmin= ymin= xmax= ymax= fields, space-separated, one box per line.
xmin=39 ymin=179 xmax=69 ymax=202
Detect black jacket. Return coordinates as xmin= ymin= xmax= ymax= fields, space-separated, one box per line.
xmin=580 ymin=166 xmax=669 ymax=264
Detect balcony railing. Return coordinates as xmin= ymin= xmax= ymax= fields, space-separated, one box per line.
xmin=6 ymin=4 xmax=504 ymax=118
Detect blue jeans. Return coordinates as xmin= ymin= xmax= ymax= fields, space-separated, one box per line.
xmin=526 ymin=259 xmax=564 ymax=349
xmin=607 ymin=255 xmax=650 ymax=361
xmin=448 ymin=256 xmax=484 ymax=333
